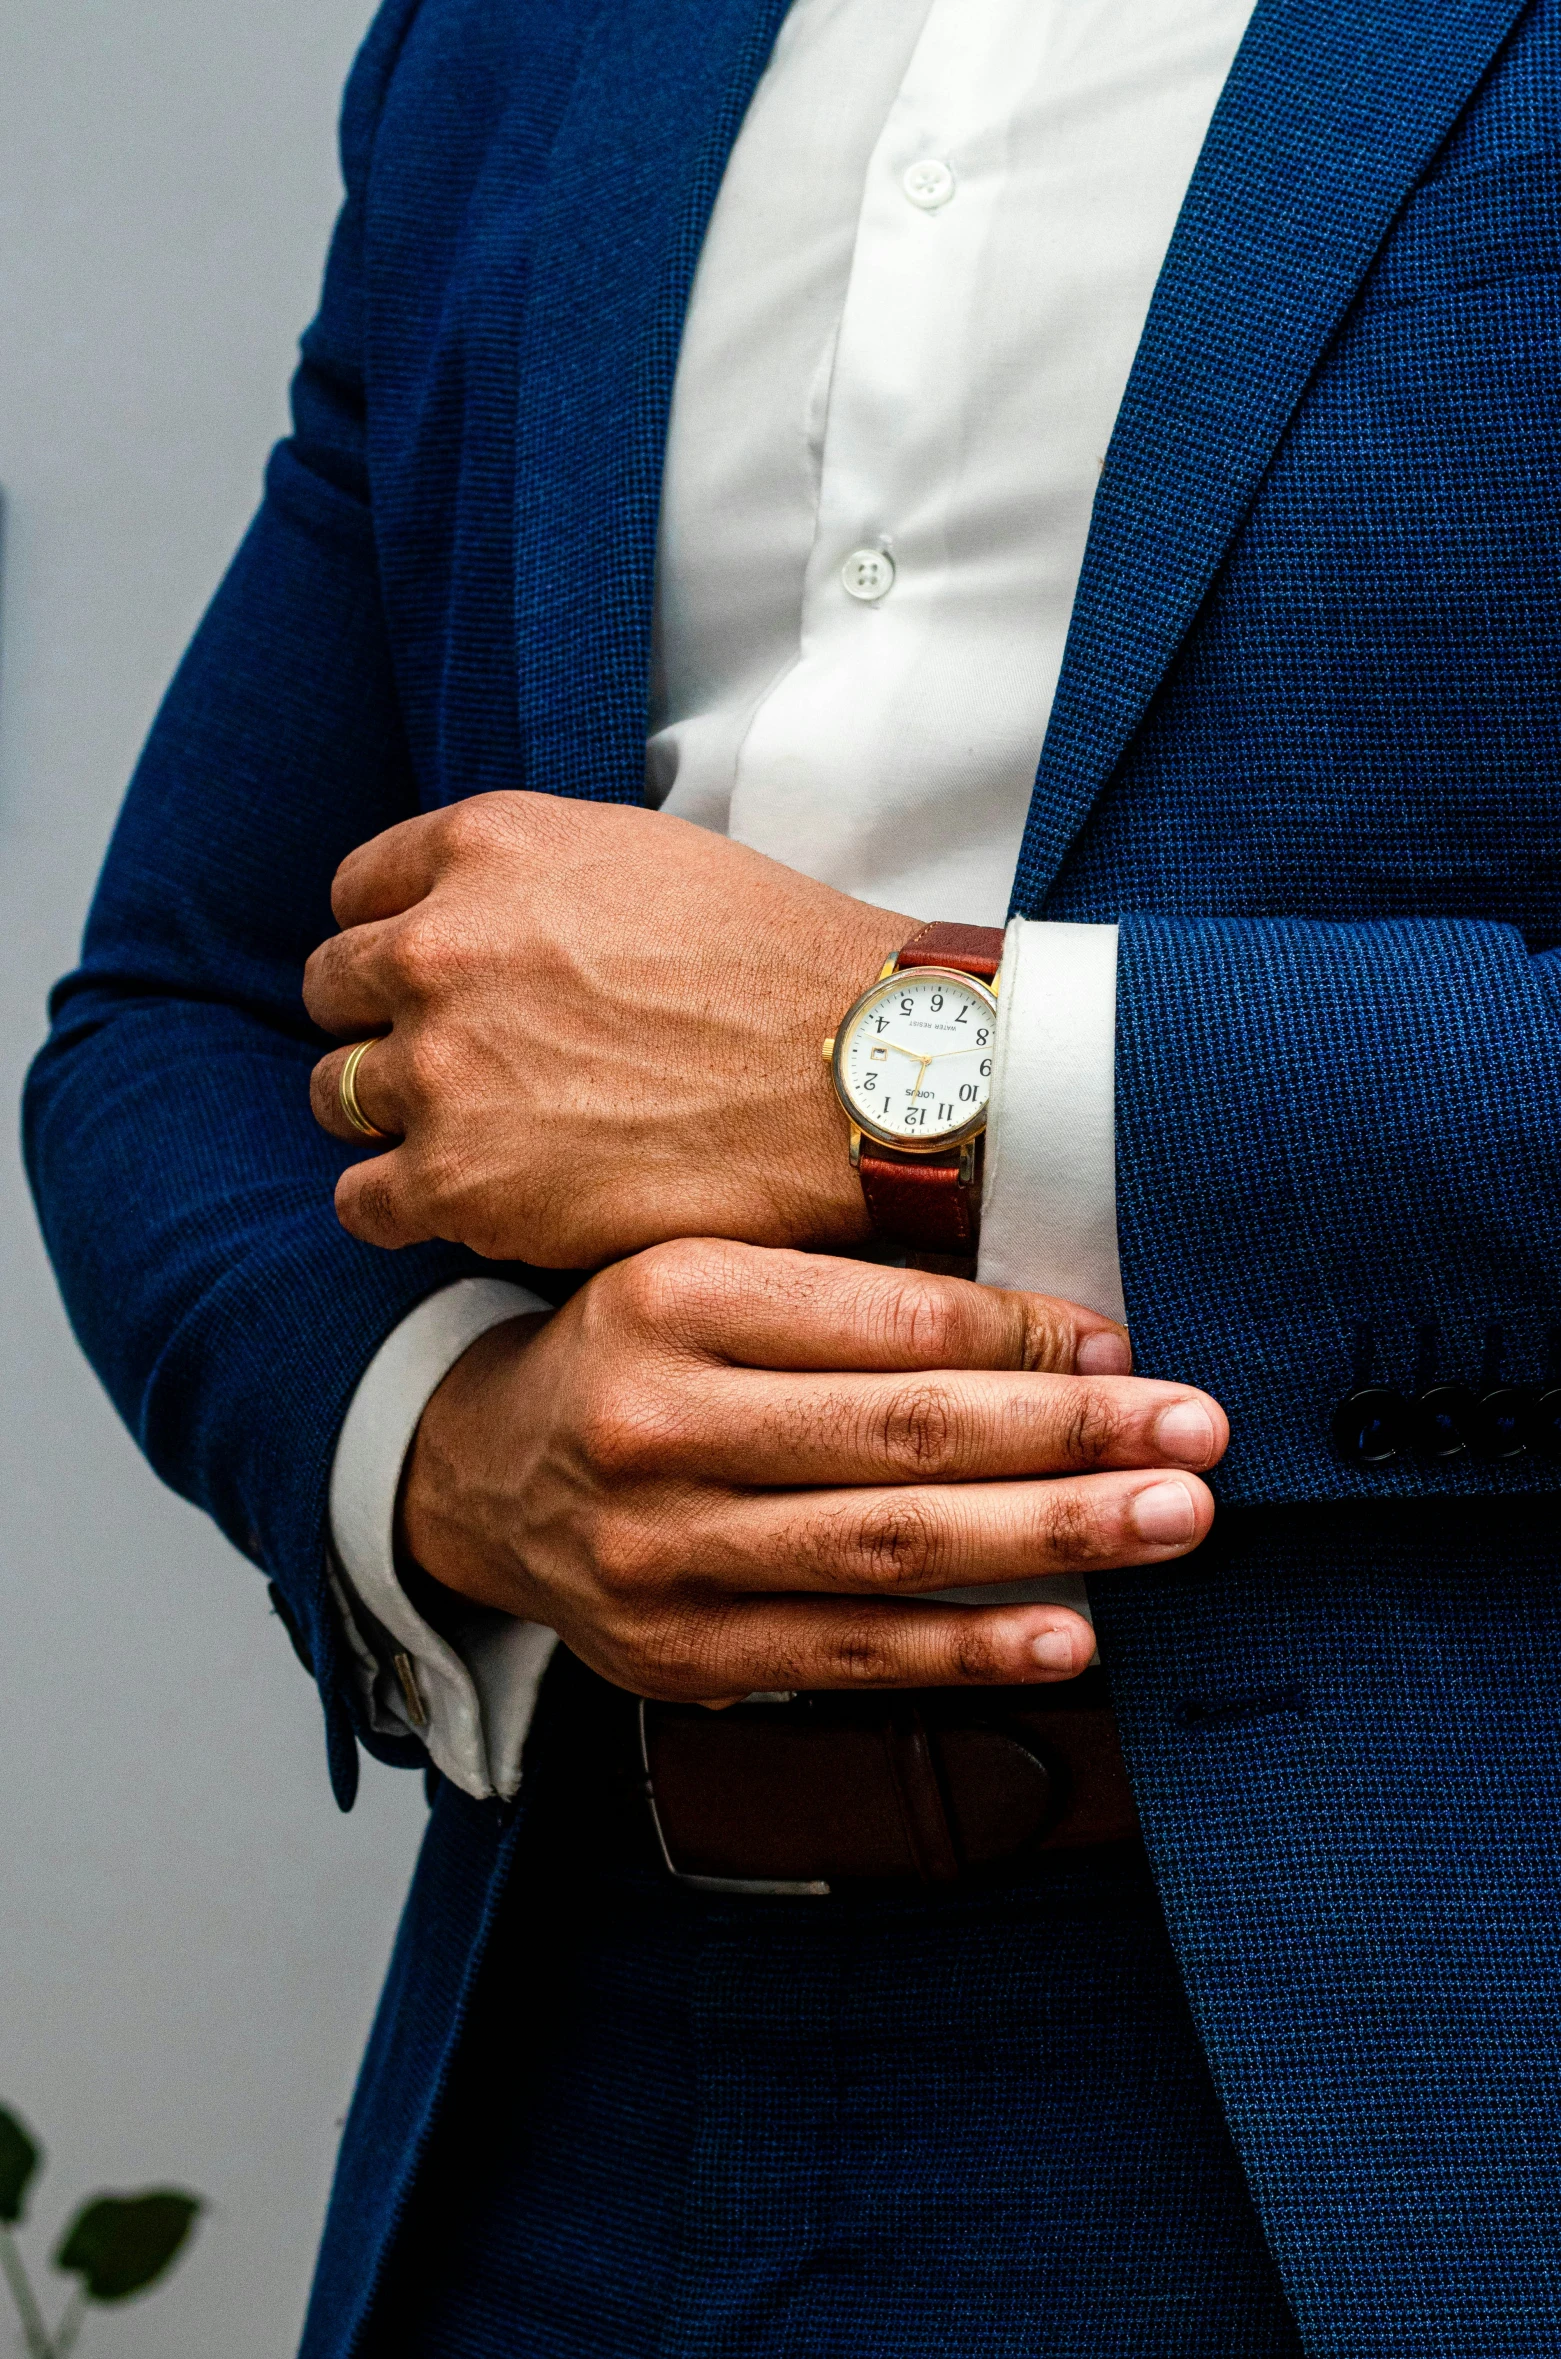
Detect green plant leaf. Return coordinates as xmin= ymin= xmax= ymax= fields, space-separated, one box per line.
xmin=0 ymin=2110 xmax=41 ymax=2226
xmin=53 ymin=2191 xmax=202 ymax=2303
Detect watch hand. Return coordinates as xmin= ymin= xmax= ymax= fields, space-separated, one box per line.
xmin=879 ymin=1041 xmax=934 ymax=1093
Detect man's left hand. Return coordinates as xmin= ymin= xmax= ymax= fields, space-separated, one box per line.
xmin=306 ymin=790 xmax=912 ymax=1266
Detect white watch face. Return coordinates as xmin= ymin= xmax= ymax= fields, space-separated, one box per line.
xmin=833 ymin=967 xmax=997 ymax=1149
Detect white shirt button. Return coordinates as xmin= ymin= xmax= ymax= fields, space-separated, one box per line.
xmin=840 ymin=547 xmax=896 ymax=602
xmin=902 ymin=158 xmax=955 ymax=212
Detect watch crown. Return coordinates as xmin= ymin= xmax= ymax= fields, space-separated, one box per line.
xmin=821 ymin=1036 xmax=835 ymax=1061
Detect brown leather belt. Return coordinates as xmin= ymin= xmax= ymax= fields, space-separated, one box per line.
xmin=639 ymin=1670 xmax=1137 ymax=1896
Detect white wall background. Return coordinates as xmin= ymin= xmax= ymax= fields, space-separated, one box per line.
xmin=0 ymin=3 xmax=430 ymax=2352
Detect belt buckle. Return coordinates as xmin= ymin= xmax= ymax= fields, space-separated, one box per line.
xmin=638 ymin=1697 xmax=833 ymax=1898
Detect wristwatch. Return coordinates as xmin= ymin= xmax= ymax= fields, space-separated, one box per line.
xmin=823 ymin=921 xmax=1004 ymax=1265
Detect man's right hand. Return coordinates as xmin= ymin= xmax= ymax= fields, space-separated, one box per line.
xmin=399 ymin=1241 xmax=1228 ymax=1701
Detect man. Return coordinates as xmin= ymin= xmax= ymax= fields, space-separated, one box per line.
xmin=24 ymin=0 xmax=1561 ymax=2348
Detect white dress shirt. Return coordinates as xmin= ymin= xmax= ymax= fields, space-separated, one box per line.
xmin=330 ymin=0 xmax=1257 ymax=1799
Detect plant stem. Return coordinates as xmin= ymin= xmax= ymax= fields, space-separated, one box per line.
xmin=49 ymin=2290 xmax=85 ymax=2359
xmin=0 ymin=2226 xmax=53 ymax=2359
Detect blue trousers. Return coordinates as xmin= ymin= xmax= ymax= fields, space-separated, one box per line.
xmin=393 ymin=1654 xmax=1301 ymax=2357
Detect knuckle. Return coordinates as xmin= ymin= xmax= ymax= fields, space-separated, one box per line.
xmin=850 ymin=1494 xmax=943 ymax=1591
xmin=950 ymin=1623 xmax=1004 ymax=1684
xmin=439 ymin=794 xmax=520 ymax=866
xmin=329 ymin=858 xmax=364 ymax=925
xmin=440 ymin=798 xmax=490 ymax=855
xmin=1033 ymin=1484 xmax=1098 ymax=1567
xmin=387 ymin=910 xmax=465 ymax=996
xmin=352 ymin=1168 xmax=399 ymax=1234
xmin=609 ymin=1237 xmax=722 ymax=1338
xmin=301 ymin=945 xmax=331 ymax=1012
xmin=823 ymin=1615 xmax=898 ymax=1687
xmin=386 ymin=917 xmax=442 ymax=993
xmin=335 ymin=1175 xmax=394 ymax=1248
xmin=875 ymin=1381 xmax=959 ymax=1477
xmin=586 ymin=1506 xmax=665 ymax=1601
xmin=332 ymin=1174 xmax=367 ymax=1239
xmin=1056 ymin=1385 xmax=1121 ymax=1470
xmin=575 ymin=1385 xmax=678 ymax=1481
xmin=881 ymin=1279 xmax=965 ymax=1368
xmin=608 ymin=1245 xmax=682 ymax=1331
xmin=1015 ymin=1299 xmax=1073 ymax=1373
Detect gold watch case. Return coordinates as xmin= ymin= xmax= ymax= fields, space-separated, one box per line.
xmin=822 ymin=961 xmax=999 ymax=1161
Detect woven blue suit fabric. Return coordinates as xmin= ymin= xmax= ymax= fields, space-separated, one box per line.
xmin=389 ymin=1654 xmax=1303 ymax=2359
xmin=20 ymin=0 xmax=1561 ymax=2349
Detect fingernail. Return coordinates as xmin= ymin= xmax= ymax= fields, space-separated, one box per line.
xmin=1154 ymin=1400 xmax=1215 ymax=1465
xmin=1075 ymin=1329 xmax=1132 ymax=1375
xmin=1032 ymin=1629 xmax=1077 ymax=1670
xmin=1129 ymin=1480 xmax=1196 ymax=1545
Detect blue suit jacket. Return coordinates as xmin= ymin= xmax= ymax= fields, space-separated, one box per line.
xmin=25 ymin=0 xmax=1561 ymax=2347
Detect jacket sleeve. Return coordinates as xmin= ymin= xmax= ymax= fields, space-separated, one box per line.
xmin=20 ymin=0 xmax=486 ymax=1808
xmin=1113 ymin=912 xmax=1561 ymax=1507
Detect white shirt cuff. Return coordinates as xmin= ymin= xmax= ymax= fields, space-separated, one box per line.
xmin=953 ymin=917 xmax=1122 ymax=1620
xmin=328 ymin=1276 xmax=557 ymax=1801
xmin=980 ymin=917 xmax=1124 ymax=1320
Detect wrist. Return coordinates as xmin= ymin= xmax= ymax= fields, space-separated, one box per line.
xmin=396 ymin=1311 xmax=551 ymax=1610
xmin=761 ymin=903 xmax=912 ymax=1249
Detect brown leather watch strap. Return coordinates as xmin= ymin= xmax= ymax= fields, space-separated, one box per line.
xmin=895 ymin=919 xmax=1004 ymax=978
xmin=856 ymin=1149 xmax=979 ymax=1251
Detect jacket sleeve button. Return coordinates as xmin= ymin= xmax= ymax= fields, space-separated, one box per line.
xmin=1332 ymin=1386 xmax=1410 ymax=1465
xmin=1532 ymin=1386 xmax=1561 ymax=1457
xmin=1412 ymin=1382 xmax=1481 ymax=1460
xmin=1477 ymin=1385 xmax=1535 ymax=1460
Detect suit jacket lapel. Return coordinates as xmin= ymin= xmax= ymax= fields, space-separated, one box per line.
xmin=512 ymin=0 xmax=792 ymax=804
xmin=1010 ymin=0 xmax=1533 ymax=916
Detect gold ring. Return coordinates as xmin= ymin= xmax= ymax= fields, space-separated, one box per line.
xmin=339 ymin=1039 xmax=391 ymax=1141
